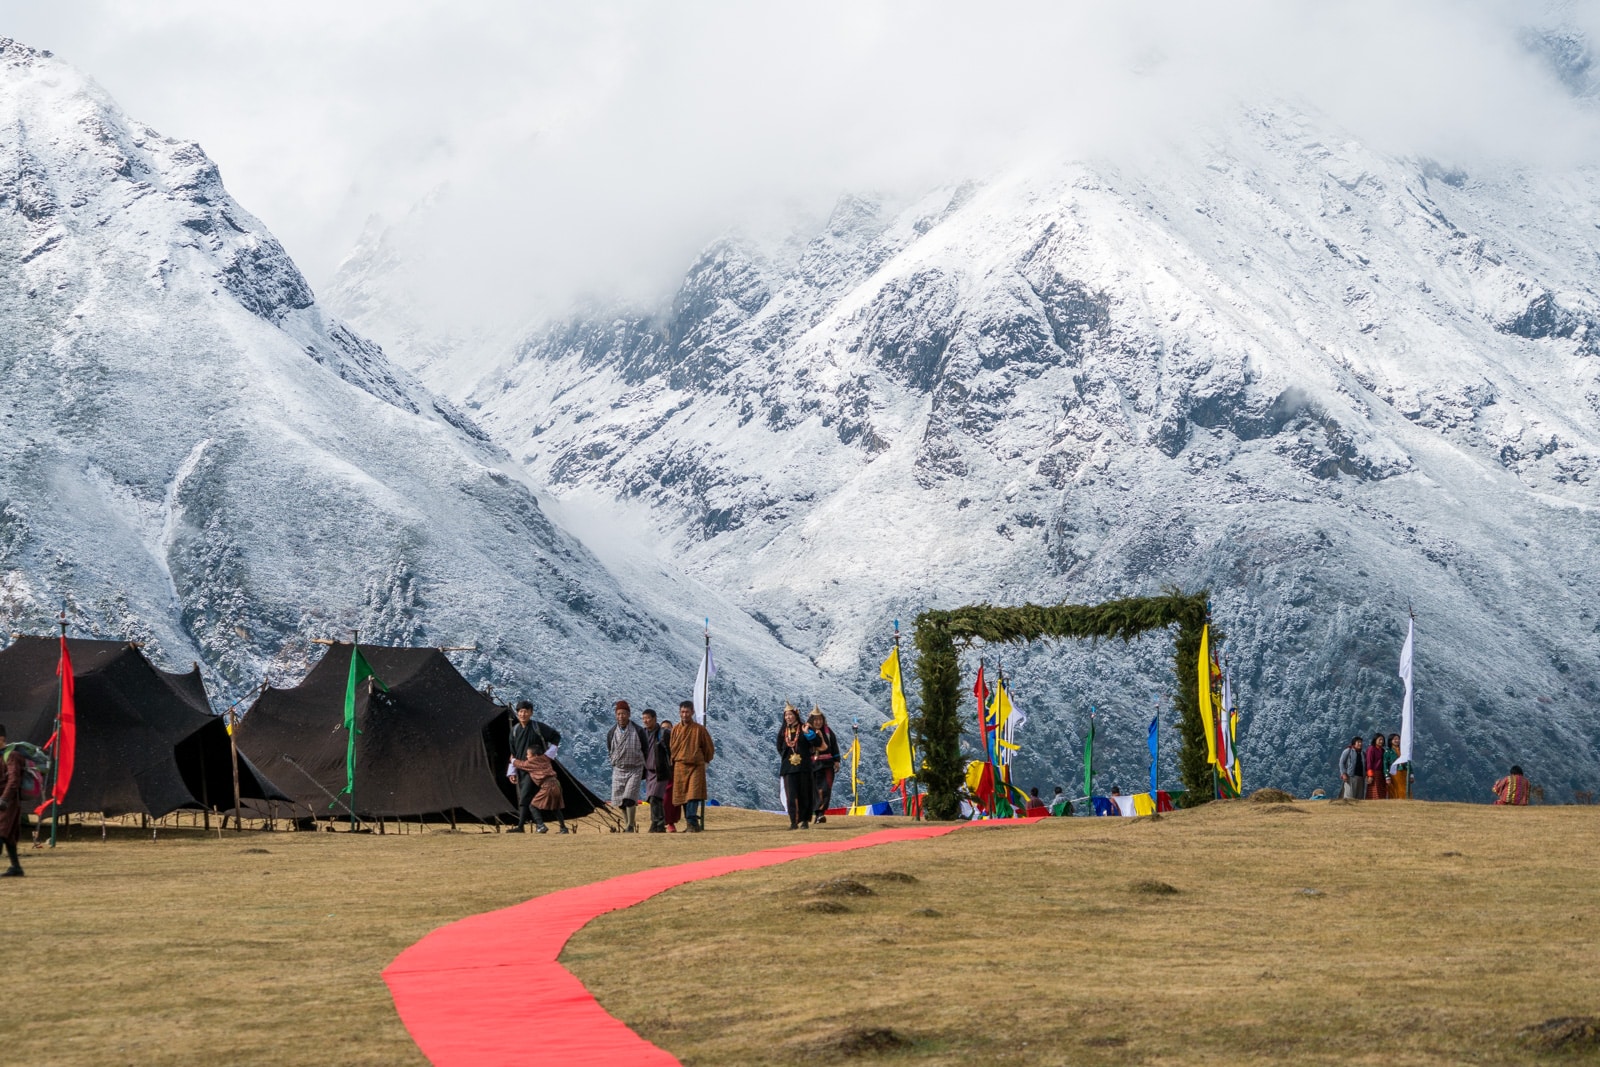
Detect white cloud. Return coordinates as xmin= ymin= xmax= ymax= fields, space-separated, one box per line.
xmin=4 ymin=0 xmax=1596 ymax=324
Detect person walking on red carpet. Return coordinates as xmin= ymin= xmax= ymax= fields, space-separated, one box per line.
xmin=777 ymin=704 xmax=814 ymax=831
xmin=670 ymin=701 xmax=714 ymax=832
xmin=807 ymin=708 xmax=840 ymax=825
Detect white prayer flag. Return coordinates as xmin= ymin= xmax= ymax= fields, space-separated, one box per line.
xmin=1396 ymin=618 xmax=1415 ymax=768
xmin=692 ymin=633 xmax=716 ymax=725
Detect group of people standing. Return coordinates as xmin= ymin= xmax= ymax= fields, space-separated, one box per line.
xmin=776 ymin=703 xmax=842 ymax=830
xmin=507 ymin=698 xmax=716 ymax=835
xmin=604 ymin=700 xmax=714 ymax=833
xmin=1337 ymin=733 xmax=1411 ymax=800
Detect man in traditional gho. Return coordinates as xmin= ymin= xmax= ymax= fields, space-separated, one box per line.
xmin=807 ymin=708 xmax=840 ymax=824
xmin=670 ymin=700 xmax=715 ymax=832
xmin=1492 ymin=765 xmax=1532 ymax=805
xmin=0 ymin=723 xmax=26 ymax=877
xmin=606 ymin=700 xmax=647 ymax=833
xmin=640 ymin=708 xmax=673 ymax=833
xmin=777 ymin=704 xmax=814 ymax=830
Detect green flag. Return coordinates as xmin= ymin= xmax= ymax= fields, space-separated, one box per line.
xmin=339 ymin=645 xmax=388 ymax=801
xmin=1083 ymin=713 xmax=1096 ymax=798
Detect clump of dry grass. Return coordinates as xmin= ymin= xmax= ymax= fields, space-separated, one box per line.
xmin=800 ymin=899 xmax=851 ymax=914
xmin=1250 ymin=787 xmax=1298 ymax=803
xmin=813 ymin=877 xmax=875 ymax=897
xmin=1129 ymin=878 xmax=1179 ymax=895
xmin=1520 ymin=1017 xmax=1600 ymax=1052
xmin=1254 ymin=803 xmax=1308 ymax=815
xmin=811 ymin=1027 xmax=911 ymax=1056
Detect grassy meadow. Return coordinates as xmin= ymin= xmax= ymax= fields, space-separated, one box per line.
xmin=4 ymin=808 xmax=872 ymax=1066
xmin=5 ymin=800 xmax=1599 ymax=1066
xmin=566 ymin=800 xmax=1600 ymax=1066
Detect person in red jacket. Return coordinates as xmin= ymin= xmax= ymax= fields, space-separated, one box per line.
xmin=0 ymin=723 xmax=26 ymax=878
xmin=1493 ymin=766 xmax=1532 ymax=805
xmin=1364 ymin=734 xmax=1388 ymax=800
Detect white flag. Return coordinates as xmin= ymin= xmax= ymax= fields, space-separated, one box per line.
xmin=1395 ymin=618 xmax=1414 ymax=768
xmin=692 ymin=640 xmax=716 ymax=725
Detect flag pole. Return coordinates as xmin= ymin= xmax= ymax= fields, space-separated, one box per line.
xmin=850 ymin=718 xmax=859 ymax=810
xmin=1151 ymin=694 xmax=1160 ymax=799
xmin=350 ymin=628 xmax=359 ymax=833
xmin=49 ymin=604 xmax=66 ymax=848
xmin=1407 ymin=604 xmax=1417 ymax=800
xmin=996 ymin=657 xmax=1005 ymax=817
xmin=227 ymin=701 xmax=243 ymax=833
xmin=893 ymin=619 xmax=919 ymax=821
xmin=1084 ymin=707 xmax=1095 ymax=803
xmin=703 ymin=619 xmax=710 ymax=829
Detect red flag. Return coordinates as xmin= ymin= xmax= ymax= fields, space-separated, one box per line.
xmin=35 ymin=636 xmax=76 ymax=815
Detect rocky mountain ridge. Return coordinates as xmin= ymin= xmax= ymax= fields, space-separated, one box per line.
xmin=337 ymin=98 xmax=1600 ymax=800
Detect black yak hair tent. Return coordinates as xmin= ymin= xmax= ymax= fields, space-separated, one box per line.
xmin=236 ymin=642 xmax=542 ymax=822
xmin=0 ymin=637 xmax=289 ymax=817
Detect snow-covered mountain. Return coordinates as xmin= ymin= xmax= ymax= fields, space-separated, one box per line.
xmin=337 ymin=88 xmax=1600 ymax=799
xmin=0 ymin=37 xmax=885 ymax=802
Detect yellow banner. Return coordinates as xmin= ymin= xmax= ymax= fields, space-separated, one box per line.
xmin=1198 ymin=624 xmax=1217 ymax=766
xmin=879 ymin=646 xmax=914 ymax=783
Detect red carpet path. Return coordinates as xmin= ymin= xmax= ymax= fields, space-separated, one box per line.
xmin=384 ymin=820 xmax=1040 ymax=1065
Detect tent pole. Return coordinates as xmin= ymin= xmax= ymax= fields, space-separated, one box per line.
xmin=227 ymin=707 xmax=243 ymax=833
xmin=49 ymin=607 xmax=67 ymax=847
xmin=200 ymin=733 xmax=211 ymax=831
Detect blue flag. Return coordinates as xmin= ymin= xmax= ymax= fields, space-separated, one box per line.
xmin=1147 ymin=714 xmax=1159 ymax=796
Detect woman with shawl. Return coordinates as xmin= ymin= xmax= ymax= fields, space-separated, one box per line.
xmin=777 ymin=703 xmax=814 ymax=830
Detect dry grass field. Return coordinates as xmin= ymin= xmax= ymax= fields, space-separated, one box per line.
xmin=568 ymin=800 xmax=1600 ymax=1066
xmin=6 ymin=800 xmax=1599 ymax=1066
xmin=3 ymin=807 xmax=872 ymax=1067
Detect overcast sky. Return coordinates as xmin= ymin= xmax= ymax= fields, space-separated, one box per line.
xmin=3 ymin=1 xmax=1596 ymax=324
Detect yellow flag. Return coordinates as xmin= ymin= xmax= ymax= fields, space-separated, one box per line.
xmin=1198 ymin=624 xmax=1217 ymax=766
xmin=849 ymin=736 xmax=861 ymax=798
xmin=989 ymin=681 xmax=1013 ymax=728
xmin=879 ymin=646 xmax=915 ymax=784
xmin=965 ymin=759 xmax=985 ymax=793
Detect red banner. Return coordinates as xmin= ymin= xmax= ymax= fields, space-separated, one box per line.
xmin=34 ymin=636 xmax=76 ymax=815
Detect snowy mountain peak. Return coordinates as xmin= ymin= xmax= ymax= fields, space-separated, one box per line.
xmin=1 ymin=40 xmax=885 ymax=805
xmin=374 ymin=103 xmax=1600 ymax=800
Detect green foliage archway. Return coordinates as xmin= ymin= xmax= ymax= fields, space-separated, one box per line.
xmin=912 ymin=591 xmax=1217 ymax=820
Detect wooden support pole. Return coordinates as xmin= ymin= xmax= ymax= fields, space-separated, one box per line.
xmin=227 ymin=707 xmax=243 ymax=833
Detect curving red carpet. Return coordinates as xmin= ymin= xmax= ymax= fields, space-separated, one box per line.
xmin=383 ymin=823 xmax=973 ymax=1065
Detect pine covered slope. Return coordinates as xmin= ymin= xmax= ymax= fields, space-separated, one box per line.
xmin=344 ymin=104 xmax=1600 ymax=800
xmin=0 ymin=38 xmax=879 ymax=800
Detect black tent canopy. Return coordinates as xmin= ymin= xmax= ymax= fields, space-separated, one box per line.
xmin=236 ymin=643 xmax=522 ymax=820
xmin=0 ymin=637 xmax=289 ymax=817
